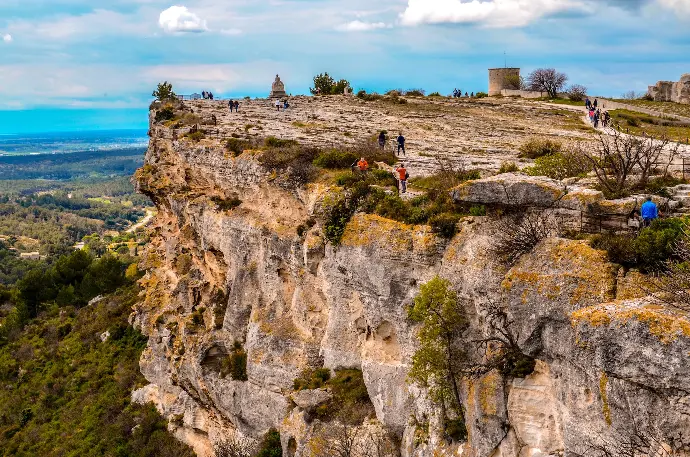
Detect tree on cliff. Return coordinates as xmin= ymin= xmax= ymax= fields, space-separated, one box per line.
xmin=527 ymin=68 xmax=568 ymax=98
xmin=408 ymin=276 xmax=469 ymax=440
xmin=310 ymin=73 xmax=351 ymax=95
xmin=152 ymin=81 xmax=177 ymax=101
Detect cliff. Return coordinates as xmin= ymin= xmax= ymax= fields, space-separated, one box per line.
xmin=132 ymin=96 xmax=690 ymax=457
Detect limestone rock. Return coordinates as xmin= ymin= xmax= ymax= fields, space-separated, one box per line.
xmin=290 ymin=389 xmax=331 ymax=412
xmin=451 ymin=173 xmax=566 ymax=207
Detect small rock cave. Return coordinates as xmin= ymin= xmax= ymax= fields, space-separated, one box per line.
xmin=200 ymin=344 xmax=229 ymax=378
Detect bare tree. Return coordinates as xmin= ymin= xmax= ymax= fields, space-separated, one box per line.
xmin=578 ymin=130 xmax=679 ymax=197
xmin=575 ymin=424 xmax=672 ymax=457
xmin=621 ymin=90 xmax=643 ymax=101
xmin=527 ymin=68 xmax=568 ymax=98
xmin=492 ymin=209 xmax=561 ymax=265
xmin=568 ymin=84 xmax=588 ymax=102
xmin=469 ymin=303 xmax=535 ymax=378
xmin=649 ymin=227 xmax=690 ymax=312
xmin=214 ymin=436 xmax=257 ymax=457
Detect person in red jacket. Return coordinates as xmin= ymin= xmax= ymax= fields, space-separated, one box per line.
xmin=396 ymin=164 xmax=408 ymax=194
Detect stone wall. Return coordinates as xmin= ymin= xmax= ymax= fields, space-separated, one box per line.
xmin=648 ymin=74 xmax=690 ymax=104
xmin=499 ymin=89 xmax=546 ymax=99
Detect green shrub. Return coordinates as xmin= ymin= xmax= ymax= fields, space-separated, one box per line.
xmin=428 ymin=92 xmax=442 ymax=97
xmin=523 ymin=151 xmax=591 ymax=180
xmin=293 ymin=367 xmax=331 ymax=390
xmin=225 ymin=138 xmax=252 ymax=156
xmin=155 ymin=106 xmax=176 ymax=123
xmin=227 ymin=342 xmax=248 ymax=381
xmin=430 ymin=213 xmax=461 ymax=239
xmin=475 ymin=92 xmax=488 ymax=98
xmin=264 ymin=137 xmax=299 ymax=148
xmin=191 ymin=306 xmax=206 ymax=326
xmin=256 ymin=429 xmax=282 ymax=457
xmin=498 ymin=162 xmax=519 ymax=174
xmin=186 ymin=131 xmax=205 ymax=142
xmin=314 ymin=369 xmax=375 ymax=425
xmin=405 ymin=89 xmax=425 ymax=97
xmin=470 ymin=205 xmax=486 ymax=216
xmin=258 ymin=144 xmax=319 ymax=185
xmin=519 ymin=138 xmax=562 ymax=159
xmin=313 ymin=149 xmax=358 ymax=169
xmin=590 ymin=217 xmax=687 ymax=270
xmin=357 ymin=90 xmax=383 ymax=102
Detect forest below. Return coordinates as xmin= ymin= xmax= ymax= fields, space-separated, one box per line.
xmin=0 ymin=143 xmax=194 ymax=456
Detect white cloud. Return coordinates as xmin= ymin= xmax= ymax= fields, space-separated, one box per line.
xmin=400 ymin=0 xmax=588 ymax=27
xmin=2 ymin=34 xmax=12 ymax=43
xmin=657 ymin=0 xmax=690 ymax=15
xmin=159 ymin=6 xmax=208 ymax=33
xmin=336 ymin=20 xmax=390 ymax=31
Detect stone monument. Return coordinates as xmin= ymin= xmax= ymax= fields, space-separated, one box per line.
xmin=269 ymin=74 xmax=287 ymax=99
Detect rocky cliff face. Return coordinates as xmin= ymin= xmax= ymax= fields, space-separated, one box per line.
xmin=132 ymin=101 xmax=690 ymax=457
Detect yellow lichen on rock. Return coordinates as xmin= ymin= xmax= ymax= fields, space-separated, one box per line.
xmin=599 ymin=372 xmax=612 ymax=426
xmin=571 ymin=301 xmax=690 ymax=344
xmin=340 ymin=213 xmax=440 ymax=255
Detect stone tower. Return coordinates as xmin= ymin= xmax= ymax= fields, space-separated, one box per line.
xmin=269 ymin=74 xmax=287 ymax=99
xmin=488 ymin=68 xmax=521 ymax=96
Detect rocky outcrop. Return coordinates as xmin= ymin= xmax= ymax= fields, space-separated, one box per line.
xmin=132 ymin=102 xmax=690 ymax=457
xmin=648 ymin=74 xmax=690 ymax=104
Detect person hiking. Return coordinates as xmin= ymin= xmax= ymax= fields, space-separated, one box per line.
xmin=202 ymin=91 xmax=207 ymax=99
xmin=275 ymin=99 xmax=281 ymax=111
xmin=229 ymin=100 xmax=235 ymax=112
xmin=593 ymin=98 xmax=598 ymax=109
xmin=396 ymin=163 xmax=408 ymax=194
xmin=234 ymin=100 xmax=239 ymax=112
xmin=284 ymin=99 xmax=290 ymax=110
xmin=585 ymin=97 xmax=591 ymax=110
xmin=397 ymin=133 xmax=406 ymax=156
xmin=378 ymin=131 xmax=386 ymax=150
xmin=593 ymin=111 xmax=600 ymax=128
xmin=357 ymin=157 xmax=369 ymax=173
xmin=640 ymin=196 xmax=659 ymax=227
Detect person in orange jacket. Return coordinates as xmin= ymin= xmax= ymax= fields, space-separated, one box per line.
xmin=357 ymin=157 xmax=369 ymax=172
xmin=396 ymin=163 xmax=408 ymax=194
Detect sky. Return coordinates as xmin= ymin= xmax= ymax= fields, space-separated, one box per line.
xmin=0 ymin=0 xmax=689 ymax=133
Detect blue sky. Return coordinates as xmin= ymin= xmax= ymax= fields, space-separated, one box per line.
xmin=0 ymin=0 xmax=689 ymax=133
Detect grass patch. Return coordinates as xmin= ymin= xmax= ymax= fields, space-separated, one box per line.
xmin=519 ymin=138 xmax=562 ymax=159
xmin=293 ymin=367 xmax=331 ymax=390
xmin=610 ymin=99 xmax=690 ymax=119
xmin=609 ymin=109 xmax=690 ymax=143
xmin=523 ymin=151 xmax=591 ymax=180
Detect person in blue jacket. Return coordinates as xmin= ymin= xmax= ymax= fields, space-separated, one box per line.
xmin=640 ymin=196 xmax=659 ymax=227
